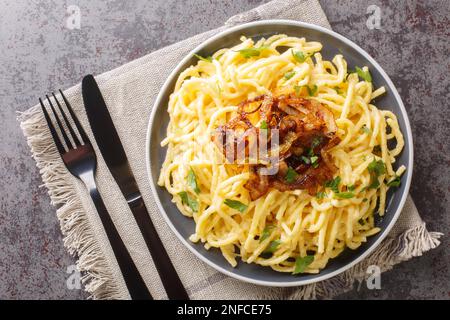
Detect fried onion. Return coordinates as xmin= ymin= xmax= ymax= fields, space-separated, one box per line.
xmin=213 ymin=93 xmax=340 ymax=200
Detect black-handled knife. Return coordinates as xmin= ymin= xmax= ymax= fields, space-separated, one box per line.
xmin=82 ymin=74 xmax=189 ymax=300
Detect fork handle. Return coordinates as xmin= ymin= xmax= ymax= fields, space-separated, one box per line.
xmin=89 ymin=186 xmax=153 ymax=300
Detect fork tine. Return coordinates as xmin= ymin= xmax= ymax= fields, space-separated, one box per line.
xmin=46 ymin=94 xmax=73 ymax=150
xmin=40 ymin=98 xmax=65 ymax=155
xmin=59 ymin=89 xmax=90 ymax=145
xmin=52 ymin=92 xmax=82 ymax=147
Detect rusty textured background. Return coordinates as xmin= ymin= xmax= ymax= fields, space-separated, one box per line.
xmin=0 ymin=0 xmax=448 ymax=299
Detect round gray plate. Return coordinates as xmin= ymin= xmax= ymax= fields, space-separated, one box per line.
xmin=146 ymin=20 xmax=413 ymax=287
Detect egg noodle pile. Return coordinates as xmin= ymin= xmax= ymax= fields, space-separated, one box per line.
xmin=158 ymin=34 xmax=405 ymax=274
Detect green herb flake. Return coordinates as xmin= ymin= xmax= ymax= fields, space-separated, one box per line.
xmin=237 ymin=46 xmax=268 ymax=59
xmin=368 ymin=178 xmax=380 ymax=189
xmin=360 ymin=125 xmax=371 ymax=134
xmin=292 ymin=49 xmax=308 ymax=63
xmin=194 ymin=53 xmax=212 ymax=62
xmin=260 ymin=120 xmax=268 ymax=130
xmin=285 ymin=167 xmax=298 ymax=183
xmin=260 ymin=225 xmax=274 ymax=242
xmin=355 ymin=66 xmax=372 ymax=83
xmin=293 ymin=255 xmax=314 ymax=274
xmin=387 ymin=176 xmax=401 ymax=188
xmin=224 ymin=199 xmax=248 ymax=213
xmin=316 ymin=191 xmax=326 ymax=199
xmin=310 ymin=155 xmax=319 ymax=168
xmin=187 ymin=168 xmax=200 ymax=194
xmin=335 ymin=192 xmax=355 ymax=199
xmin=311 ymin=136 xmax=323 ymax=149
xmin=284 ymin=71 xmax=296 ymax=80
xmin=363 ymin=198 xmax=368 ymax=202
xmin=347 ymin=185 xmax=355 ymax=192
xmin=294 ymin=85 xmax=301 ymax=96
xmin=368 ymin=159 xmax=386 ymax=189
xmin=325 ymin=176 xmax=341 ymax=193
xmin=306 ymin=147 xmax=315 ymax=157
xmin=307 ymin=84 xmax=318 ymax=96
xmin=178 ymin=191 xmax=199 ymax=212
xmin=301 ymin=156 xmax=311 ymax=164
xmin=358 ymin=218 xmax=365 ymax=226
xmin=264 ymin=240 xmax=281 ymax=254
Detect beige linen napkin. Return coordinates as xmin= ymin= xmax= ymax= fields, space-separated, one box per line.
xmin=19 ymin=0 xmax=442 ymax=300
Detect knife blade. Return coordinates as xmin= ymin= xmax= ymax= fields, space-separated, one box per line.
xmin=82 ymin=74 xmax=189 ymax=300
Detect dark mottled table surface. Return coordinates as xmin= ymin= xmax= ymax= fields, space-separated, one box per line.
xmin=0 ymin=0 xmax=448 ymax=299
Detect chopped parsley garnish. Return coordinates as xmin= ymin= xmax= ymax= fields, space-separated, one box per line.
xmin=194 ymin=53 xmax=212 ymax=62
xmin=178 ymin=191 xmax=199 ymax=212
xmin=284 ymin=71 xmax=296 ymax=80
xmin=316 ymin=191 xmax=326 ymax=199
xmin=368 ymin=159 xmax=386 ymax=189
xmin=355 ymin=66 xmax=372 ymax=82
xmin=263 ymin=240 xmax=281 ymax=254
xmin=310 ymin=156 xmax=319 ymax=168
xmin=306 ymin=147 xmax=314 ymax=157
xmin=325 ymin=176 xmax=341 ymax=193
xmin=260 ymin=225 xmax=274 ymax=242
xmin=387 ymin=175 xmax=401 ymax=187
xmin=368 ymin=159 xmax=386 ymax=175
xmin=311 ymin=136 xmax=323 ymax=149
xmin=301 ymin=156 xmax=311 ymax=164
xmin=292 ymin=49 xmax=309 ymax=63
xmin=285 ymin=167 xmax=298 ymax=183
xmin=187 ymin=167 xmax=200 ymax=194
xmin=358 ymin=218 xmax=365 ymax=226
xmin=347 ymin=185 xmax=355 ymax=192
xmin=236 ymin=46 xmax=268 ymax=58
xmin=293 ymin=255 xmax=314 ymax=274
xmin=334 ymin=192 xmax=355 ymax=199
xmin=293 ymin=84 xmax=317 ymax=97
xmin=363 ymin=198 xmax=368 ymax=202
xmin=360 ymin=125 xmax=371 ymax=134
xmin=307 ymin=84 xmax=318 ymax=96
xmin=224 ymin=199 xmax=248 ymax=213
xmin=260 ymin=120 xmax=269 ymax=130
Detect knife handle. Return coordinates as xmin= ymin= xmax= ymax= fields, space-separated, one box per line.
xmin=88 ymin=187 xmax=153 ymax=300
xmin=128 ymin=195 xmax=189 ymax=300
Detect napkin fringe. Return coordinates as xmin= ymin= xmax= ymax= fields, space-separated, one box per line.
xmin=284 ymin=222 xmax=442 ymax=300
xmin=18 ymin=106 xmax=122 ymax=300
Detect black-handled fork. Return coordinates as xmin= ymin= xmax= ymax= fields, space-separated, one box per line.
xmin=40 ymin=91 xmax=152 ymax=300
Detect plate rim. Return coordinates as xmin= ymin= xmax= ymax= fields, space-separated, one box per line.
xmin=145 ymin=19 xmax=414 ymax=287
